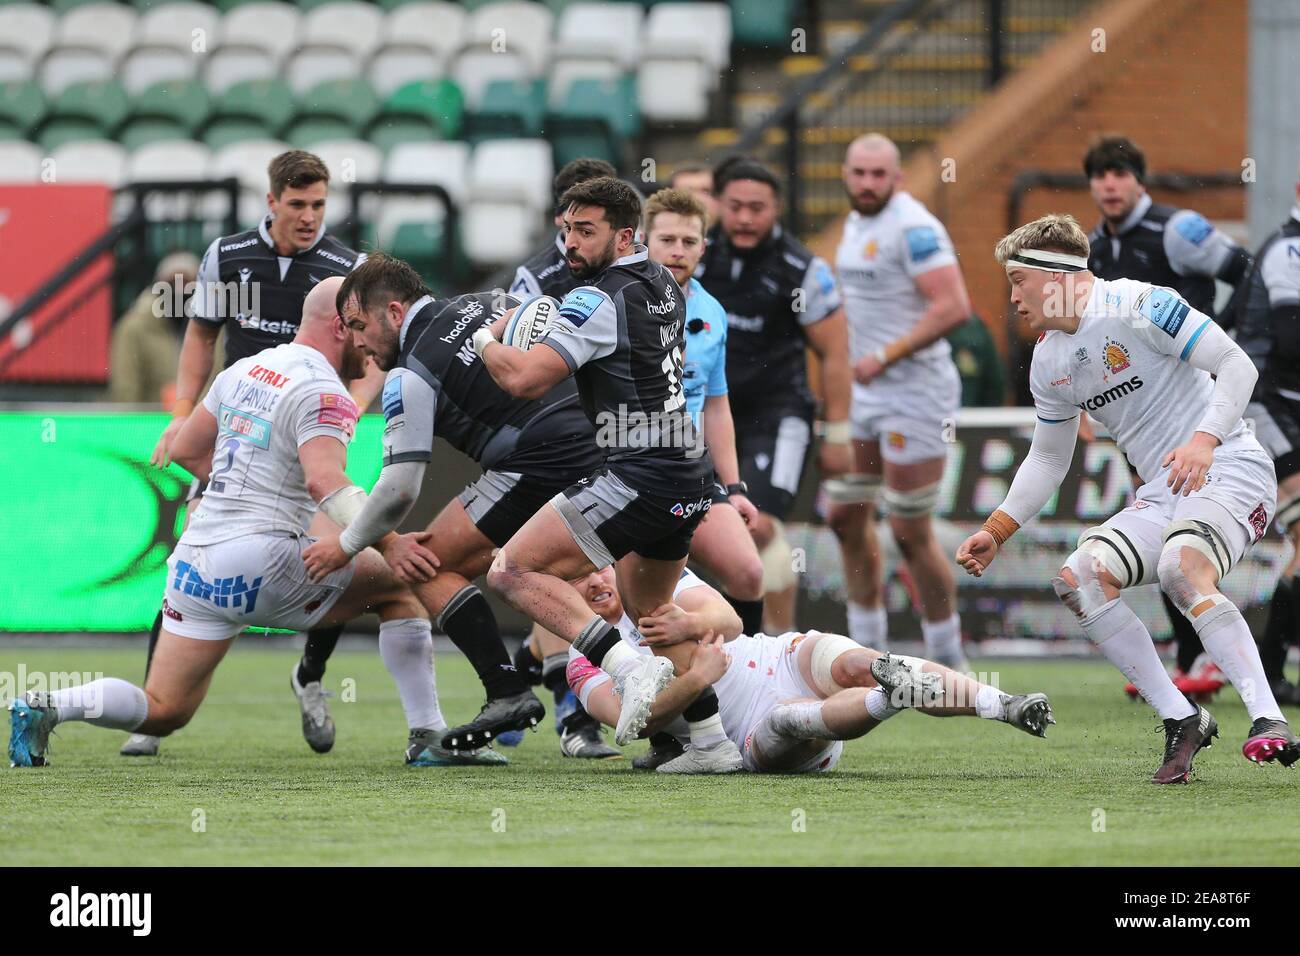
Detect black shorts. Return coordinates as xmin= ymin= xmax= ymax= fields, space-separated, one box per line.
xmin=1249 ymin=392 xmax=1300 ymax=481
xmin=552 ymin=462 xmax=714 ymax=566
xmin=734 ymin=408 xmax=813 ymax=521
xmin=457 ymin=469 xmax=572 ymax=547
xmin=185 ymin=477 xmax=208 ymax=503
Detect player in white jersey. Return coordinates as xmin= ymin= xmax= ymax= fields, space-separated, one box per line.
xmin=557 ymin=566 xmax=1053 ymax=773
xmin=956 ymin=214 xmax=1300 ymax=784
xmin=9 ymin=279 xmax=500 ymax=768
xmin=827 ymin=134 xmax=973 ymax=669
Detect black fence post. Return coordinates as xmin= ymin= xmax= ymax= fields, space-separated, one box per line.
xmin=784 ymin=108 xmax=802 ymax=236
xmin=988 ymin=0 xmax=1004 ymax=87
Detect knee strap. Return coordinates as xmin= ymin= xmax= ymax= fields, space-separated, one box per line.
xmin=1278 ymin=492 xmax=1300 ymax=533
xmin=809 ymin=633 xmax=861 ymax=695
xmin=1053 ymin=549 xmax=1119 ymax=624
xmin=881 ymin=481 xmax=940 ymax=518
xmin=824 ymin=473 xmax=882 ymax=505
xmin=1161 ymin=519 xmax=1232 ymax=582
xmin=759 ymin=517 xmax=796 ymax=592
xmin=1075 ymin=524 xmax=1150 ymax=588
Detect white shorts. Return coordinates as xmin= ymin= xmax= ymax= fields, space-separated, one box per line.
xmin=161 ymin=533 xmax=355 ymax=641
xmin=1097 ymin=434 xmax=1277 ymax=586
xmin=850 ymin=364 xmax=960 ymax=465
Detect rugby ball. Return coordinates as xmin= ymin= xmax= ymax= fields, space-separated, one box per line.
xmin=503 ymin=295 xmax=560 ymax=351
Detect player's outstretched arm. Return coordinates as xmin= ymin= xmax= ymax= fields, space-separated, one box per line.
xmin=151 ymin=319 xmax=221 ymax=466
xmin=700 ymin=394 xmax=756 ymax=523
xmin=168 ymin=404 xmax=219 ymax=480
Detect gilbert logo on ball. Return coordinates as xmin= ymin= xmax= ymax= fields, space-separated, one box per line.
xmin=504 ymin=295 xmax=560 ymax=351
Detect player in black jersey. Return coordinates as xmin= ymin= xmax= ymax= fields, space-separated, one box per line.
xmin=474 ymin=176 xmax=742 ymax=772
xmin=1238 ymin=175 xmax=1300 ymax=705
xmin=696 ymin=159 xmax=852 ymax=632
xmin=510 ymin=157 xmax=617 ymax=299
xmin=126 ymin=151 xmax=383 ymax=759
xmin=1083 ymin=136 xmax=1254 ymax=695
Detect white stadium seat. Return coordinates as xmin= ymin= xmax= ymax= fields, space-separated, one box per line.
xmin=0 ymin=50 xmax=31 ymax=85
xmin=302 ymin=2 xmax=386 ymax=60
xmin=368 ymin=45 xmax=442 ymax=98
xmin=39 ymin=48 xmax=113 ymax=97
xmin=220 ymin=2 xmax=302 ymax=61
xmin=137 ymin=2 xmax=223 ymax=53
xmin=385 ymin=2 xmax=463 ymax=60
xmin=547 ymin=58 xmax=623 ymax=107
xmin=51 ymin=139 xmax=127 ymax=186
xmin=285 ymin=45 xmax=358 ymax=95
xmin=203 ymin=45 xmax=278 ymax=95
xmin=554 ymin=2 xmax=642 ymax=68
xmin=311 ymin=138 xmax=383 ymax=188
xmin=0 ymin=141 xmax=43 ymax=182
xmin=384 ymin=140 xmax=470 ymax=205
xmin=374 ymin=196 xmax=446 ymax=249
xmin=57 ymin=3 xmax=138 ymax=63
xmin=0 ymin=5 xmax=56 ymax=63
xmin=128 ymin=139 xmax=212 ymax=182
xmin=468 ymin=138 xmax=551 ymax=211
xmin=465 ymin=1 xmax=553 ymax=75
xmin=643 ymin=2 xmax=731 ymax=71
xmin=120 ymin=46 xmax=199 ymax=97
xmin=209 ymin=138 xmax=291 ymax=194
xmin=450 ymin=47 xmax=530 ymax=110
xmin=637 ymin=58 xmax=711 ymax=123
xmin=463 ymin=200 xmax=535 ymax=267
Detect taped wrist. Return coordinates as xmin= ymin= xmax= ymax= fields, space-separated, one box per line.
xmin=981 ymin=509 xmax=1020 ymax=546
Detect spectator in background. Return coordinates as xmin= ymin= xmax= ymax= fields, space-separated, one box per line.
xmin=667 ymin=161 xmax=720 ymax=224
xmin=946 ymin=314 xmax=1005 ymax=408
xmin=109 ymin=251 xmax=202 ymax=406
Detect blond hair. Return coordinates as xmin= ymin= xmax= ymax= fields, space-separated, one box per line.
xmin=994 ymin=214 xmax=1090 ymax=265
xmin=643 ymin=187 xmax=708 ymax=236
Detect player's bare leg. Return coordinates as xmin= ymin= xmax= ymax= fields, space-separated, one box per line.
xmin=827 ymin=438 xmax=888 ymax=649
xmin=748 ymin=511 xmax=798 ymax=633
xmin=1260 ymin=473 xmax=1300 ymax=705
xmin=688 ymin=501 xmax=764 ymax=634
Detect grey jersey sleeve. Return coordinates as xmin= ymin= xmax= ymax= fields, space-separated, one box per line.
xmin=509 ymin=265 xmax=541 ymax=297
xmin=1164 ymin=209 xmax=1240 ymax=278
xmin=538 ymin=287 xmax=619 ymax=371
xmin=380 ymin=367 xmax=438 ymax=466
xmin=1258 ymin=238 xmax=1300 ymax=307
xmin=798 ymin=256 xmax=842 ymax=326
xmin=191 ymin=236 xmax=224 ymax=325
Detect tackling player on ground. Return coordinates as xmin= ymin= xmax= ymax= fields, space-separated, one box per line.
xmin=957 ymin=214 xmax=1299 ymax=783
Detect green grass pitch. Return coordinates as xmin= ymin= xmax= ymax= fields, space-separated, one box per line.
xmin=2 ymin=644 xmax=1297 ymax=865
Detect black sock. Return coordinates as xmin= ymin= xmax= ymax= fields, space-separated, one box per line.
xmin=648 ymin=731 xmax=680 ymax=750
xmin=144 ymin=610 xmax=163 ymax=681
xmin=439 ymin=587 xmax=527 ymax=698
xmin=1162 ymin=591 xmax=1204 ymax=673
xmin=513 ymin=640 xmax=544 ymax=686
xmin=542 ymin=653 xmax=569 ymax=706
xmin=574 ymin=619 xmax=622 ymax=669
xmin=726 ymin=594 xmax=764 ymax=635
xmin=683 ymin=687 xmax=720 ymax=722
xmin=1260 ymin=578 xmax=1294 ymax=682
xmin=298 ymin=625 xmax=343 ymax=685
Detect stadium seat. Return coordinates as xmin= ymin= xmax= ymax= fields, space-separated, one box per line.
xmin=312 ymin=137 xmax=382 ymax=186
xmin=296 ymin=78 xmax=381 ymax=130
xmin=0 ymin=50 xmax=29 ymax=85
xmin=384 ymin=139 xmax=470 ymax=204
xmin=554 ymin=2 xmax=641 ymax=68
xmin=468 ymin=137 xmax=551 ymax=210
xmin=220 ymin=2 xmax=302 ymax=61
xmin=547 ymin=75 xmax=636 ymax=166
xmin=50 ymin=79 xmax=131 ymax=134
xmin=729 ymin=0 xmax=794 ymax=46
xmin=385 ymin=2 xmax=463 ymax=60
xmin=302 ymin=1 xmax=385 ymax=60
xmin=0 ymin=5 xmax=56 ymax=64
xmin=284 ymin=117 xmax=355 ymax=148
xmin=286 ymin=46 xmax=359 ymax=95
xmin=128 ymin=137 xmax=211 ymax=181
xmin=463 ymin=199 xmax=535 ymax=266
xmin=0 ymin=81 xmax=46 ymax=138
xmin=368 ymin=45 xmax=443 ymax=98
xmin=118 ymin=118 xmax=190 ymax=150
xmin=203 ymin=45 xmax=279 ymax=95
xmin=210 ymin=78 xmax=294 ymax=134
xmin=380 ymin=78 xmax=463 ymax=139
xmin=547 ymin=58 xmax=623 ymax=107
xmin=0 ymin=140 xmax=43 ymax=181
xmin=202 ymin=116 xmax=273 ymax=150
xmin=37 ymin=119 xmax=100 ymax=152
xmin=211 ymin=0 xmax=267 ymax=11
xmin=466 ymin=78 xmax=545 ymax=142
xmin=636 ymin=57 xmax=711 ymax=123
xmin=39 ymin=48 xmax=113 ymax=96
xmin=120 ymin=45 xmax=199 ymax=96
xmin=367 ymin=115 xmax=441 ymax=152
xmin=137 ymin=2 xmax=223 ymax=52
xmin=49 ymin=0 xmax=114 ymax=11
xmin=465 ymin=2 xmax=553 ymax=75
xmin=50 ymin=138 xmax=127 ymax=185
xmin=451 ymin=47 xmax=531 ymax=111
xmin=56 ymin=3 xmax=139 ymax=63
xmin=643 ymin=2 xmax=731 ymax=72
xmin=209 ymin=137 xmax=291 ymax=220
xmin=128 ymin=78 xmax=212 ymax=135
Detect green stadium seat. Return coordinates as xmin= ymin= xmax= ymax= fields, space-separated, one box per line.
xmin=466 ymin=78 xmax=545 ymax=143
xmin=211 ymin=0 xmax=264 ymax=11
xmin=730 ymin=0 xmax=795 ymax=46
xmin=294 ymin=0 xmax=351 ymax=12
xmin=546 ymin=76 xmax=637 ymax=166
xmin=284 ymin=117 xmax=356 ymax=148
xmin=368 ymin=115 xmax=442 ymax=152
xmin=0 ymin=121 xmax=27 ymax=141
xmin=0 ymin=81 xmax=46 ymax=138
xmin=49 ymin=0 xmax=111 ymax=11
xmin=389 ymin=219 xmax=463 ymax=289
xmin=117 ymin=117 xmax=190 ymax=151
xmin=382 ymin=79 xmax=463 ymax=139
xmin=38 ymin=118 xmax=102 ymax=152
xmin=50 ymin=79 xmax=130 ymax=135
xmin=202 ymin=117 xmax=274 ymax=150
xmin=296 ymin=78 xmax=380 ymax=130
xmin=375 ymin=0 xmax=425 ymax=8
xmin=130 ymin=79 xmax=211 ymax=135
xmin=210 ymin=79 xmax=294 ymax=136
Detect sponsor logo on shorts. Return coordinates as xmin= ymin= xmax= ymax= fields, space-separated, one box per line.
xmin=1249 ymin=503 xmax=1268 ymax=542
xmin=171 ymin=560 xmax=262 ymax=614
xmin=669 ymin=497 xmax=712 ymax=519
xmin=887 ymin=431 xmax=906 ymax=450
xmin=162 ymin=599 xmax=182 ymax=622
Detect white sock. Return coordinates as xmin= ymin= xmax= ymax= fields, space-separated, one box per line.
xmin=687 ymin=713 xmax=727 ymax=748
xmin=1085 ymin=600 xmax=1195 ymax=720
xmin=599 ymin=639 xmax=641 ymax=684
xmin=48 ymin=678 xmax=148 ymax=731
xmin=864 ymin=687 xmax=900 ymax=722
xmin=848 ymin=602 xmax=888 ymax=650
xmin=921 ymin=613 xmax=962 ymax=661
xmin=379 ymin=618 xmax=445 ymax=732
xmin=975 ymin=684 xmax=1010 ymax=720
xmin=1192 ymin=601 xmax=1285 ymax=722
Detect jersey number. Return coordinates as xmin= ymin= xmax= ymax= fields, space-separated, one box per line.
xmin=209 ymin=436 xmax=242 ymax=493
xmin=662 ymin=347 xmax=685 ymax=412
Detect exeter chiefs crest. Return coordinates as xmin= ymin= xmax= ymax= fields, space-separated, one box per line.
xmin=1102 ymin=338 xmax=1131 ymax=379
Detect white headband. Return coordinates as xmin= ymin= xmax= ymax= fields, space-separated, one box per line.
xmin=1005 ymin=248 xmax=1089 ymax=272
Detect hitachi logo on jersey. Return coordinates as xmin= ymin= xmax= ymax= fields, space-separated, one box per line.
xmin=247 ymin=364 xmax=290 ymax=388
xmin=315 ymin=249 xmax=353 ymax=267
xmin=1076 ymin=375 xmax=1144 ymax=411
xmin=220 ymin=237 xmax=258 ymax=253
